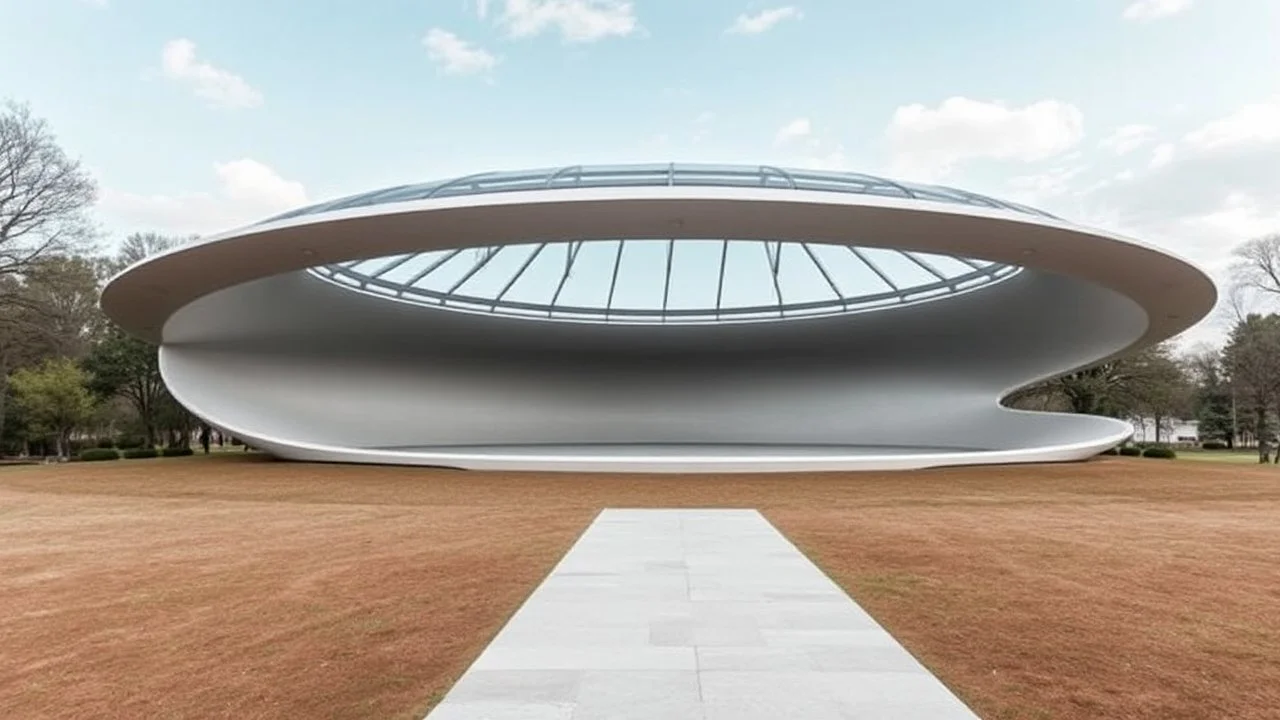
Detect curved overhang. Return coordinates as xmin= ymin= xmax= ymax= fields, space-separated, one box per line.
xmin=99 ymin=172 xmax=1217 ymax=473
xmin=103 ymin=185 xmax=1216 ymax=359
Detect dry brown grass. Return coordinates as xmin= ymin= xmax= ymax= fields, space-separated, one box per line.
xmin=1 ymin=455 xmax=1278 ymax=719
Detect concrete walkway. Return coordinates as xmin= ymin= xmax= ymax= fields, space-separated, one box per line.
xmin=425 ymin=509 xmax=980 ymax=719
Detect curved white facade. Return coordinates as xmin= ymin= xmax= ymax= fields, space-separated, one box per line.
xmin=101 ymin=164 xmax=1216 ymax=472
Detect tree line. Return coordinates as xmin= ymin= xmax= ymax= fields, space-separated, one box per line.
xmin=1007 ymin=232 xmax=1280 ymax=463
xmin=4 ymin=101 xmax=1280 ymax=462
xmin=1 ymin=102 xmax=218 ymax=459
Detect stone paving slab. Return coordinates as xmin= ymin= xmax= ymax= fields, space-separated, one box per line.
xmin=425 ymin=509 xmax=980 ymax=719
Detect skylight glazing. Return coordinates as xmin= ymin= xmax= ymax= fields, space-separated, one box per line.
xmin=264 ymin=163 xmax=1058 ymax=224
xmin=310 ymin=240 xmax=1021 ymax=325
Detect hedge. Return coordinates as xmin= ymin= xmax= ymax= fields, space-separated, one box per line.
xmin=161 ymin=447 xmax=195 ymax=457
xmin=115 ymin=436 xmax=146 ymax=450
xmin=1201 ymin=440 xmax=1227 ymax=450
xmin=79 ymin=448 xmax=121 ymax=462
xmin=96 ymin=438 xmax=116 ymax=449
xmin=1099 ymin=447 xmax=1119 ymax=455
xmin=122 ymin=447 xmax=159 ymax=459
xmin=1119 ymin=446 xmax=1142 ymax=456
xmin=1142 ymin=446 xmax=1177 ymax=459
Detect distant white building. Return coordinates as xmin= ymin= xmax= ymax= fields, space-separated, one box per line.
xmin=1131 ymin=418 xmax=1199 ymax=445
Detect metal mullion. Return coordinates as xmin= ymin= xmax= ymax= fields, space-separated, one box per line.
xmin=661 ymin=239 xmax=674 ymax=317
xmin=761 ymin=242 xmax=784 ymax=317
xmin=367 ymin=253 xmax=418 ymax=281
xmin=400 ymin=249 xmax=465 ymax=295
xmin=605 ymin=240 xmax=626 ymax=318
xmin=446 ymin=246 xmax=504 ymax=295
xmin=800 ymin=243 xmax=846 ymax=307
xmin=715 ymin=240 xmax=729 ymax=318
xmin=548 ymin=242 xmax=582 ymax=314
xmin=900 ymin=251 xmax=951 ymax=283
xmin=491 ymin=243 xmax=547 ymax=309
xmin=848 ymin=247 xmax=899 ymax=293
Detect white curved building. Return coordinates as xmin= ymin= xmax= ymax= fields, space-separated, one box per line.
xmin=101 ymin=164 xmax=1216 ymax=472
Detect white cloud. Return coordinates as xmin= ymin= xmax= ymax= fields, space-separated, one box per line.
xmin=794 ymin=145 xmax=847 ymax=171
xmin=474 ymin=0 xmax=491 ymax=19
xmin=499 ymin=0 xmax=637 ymax=43
xmin=99 ymin=159 xmax=307 ymax=236
xmin=423 ymin=29 xmax=499 ymax=75
xmin=774 ymin=117 xmax=811 ymax=145
xmin=1099 ymin=124 xmax=1156 ymax=155
xmin=1069 ymin=98 xmax=1280 ymax=278
xmin=1009 ymin=165 xmax=1089 ymax=199
xmin=726 ymin=6 xmax=801 ymax=35
xmin=160 ymin=38 xmax=262 ymax=109
xmin=1149 ymin=142 xmax=1176 ymax=168
xmin=1122 ymin=0 xmax=1194 ymax=21
xmin=1184 ymin=98 xmax=1280 ymax=150
xmin=886 ymin=97 xmax=1084 ymax=180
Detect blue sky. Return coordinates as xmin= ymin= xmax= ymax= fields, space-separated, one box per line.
xmin=2 ymin=0 xmax=1278 ymax=341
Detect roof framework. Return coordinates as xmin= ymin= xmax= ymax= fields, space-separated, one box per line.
xmin=267 ymin=163 xmax=1058 ymax=224
xmin=311 ymin=240 xmax=1020 ymax=324
xmin=294 ymin=163 xmax=1042 ymax=324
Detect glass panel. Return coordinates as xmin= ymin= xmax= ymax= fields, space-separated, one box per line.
xmin=379 ymin=251 xmax=451 ymax=285
xmin=857 ymin=248 xmax=939 ymax=288
xmin=719 ymin=240 xmax=779 ymax=311
xmin=774 ymin=243 xmax=839 ymax=305
xmin=807 ymin=244 xmax=894 ymax=297
xmin=502 ymin=244 xmax=572 ymax=306
xmin=453 ymin=245 xmax=538 ymax=299
xmin=665 ymin=240 xmax=723 ymax=312
xmin=610 ymin=240 xmax=667 ymax=311
xmin=411 ymin=248 xmax=486 ymax=292
xmin=912 ymin=252 xmax=977 ymax=279
xmin=553 ymin=240 xmax=619 ymax=310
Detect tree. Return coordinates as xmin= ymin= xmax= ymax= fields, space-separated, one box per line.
xmin=103 ymin=232 xmax=189 ymax=277
xmin=1008 ymin=344 xmax=1184 ymax=420
xmin=1186 ymin=346 xmax=1236 ymax=447
xmin=1124 ymin=343 xmax=1191 ymax=444
xmin=1222 ymin=314 xmax=1280 ymax=462
xmin=9 ymin=357 xmax=95 ymax=458
xmin=12 ymin=254 xmax=103 ymax=357
xmin=0 ymin=102 xmax=96 ymax=293
xmin=82 ymin=327 xmax=166 ymax=447
xmin=0 ymin=103 xmax=97 ymax=444
xmin=1231 ymin=233 xmax=1280 ymax=298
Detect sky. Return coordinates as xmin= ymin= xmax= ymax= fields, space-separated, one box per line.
xmin=1 ymin=0 xmax=1278 ymax=344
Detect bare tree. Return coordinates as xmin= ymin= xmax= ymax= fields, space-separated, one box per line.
xmin=0 ymin=102 xmax=96 ymax=289
xmin=1231 ymin=234 xmax=1280 ymax=297
xmin=106 ymin=232 xmax=190 ymax=277
xmin=0 ymin=102 xmax=97 ymax=448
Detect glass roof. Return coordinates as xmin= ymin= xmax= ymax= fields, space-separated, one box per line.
xmin=264 ymin=163 xmax=1057 ymax=224
xmin=310 ymin=240 xmax=1021 ymax=325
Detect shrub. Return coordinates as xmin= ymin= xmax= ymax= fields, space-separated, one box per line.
xmin=161 ymin=447 xmax=194 ymax=457
xmin=1099 ymin=447 xmax=1119 ymax=455
xmin=79 ymin=448 xmax=120 ymax=462
xmin=115 ymin=436 xmax=145 ymax=450
xmin=1201 ymin=440 xmax=1227 ymax=450
xmin=122 ymin=447 xmax=158 ymax=459
xmin=96 ymin=438 xmax=116 ymax=449
xmin=1142 ymin=446 xmax=1177 ymax=459
xmin=1119 ymin=446 xmax=1142 ymax=457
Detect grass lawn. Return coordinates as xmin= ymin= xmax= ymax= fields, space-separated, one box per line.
xmin=1 ymin=455 xmax=1278 ymax=719
xmin=1178 ymin=447 xmax=1277 ymax=464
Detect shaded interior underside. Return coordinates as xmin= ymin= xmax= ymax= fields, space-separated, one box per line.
xmin=156 ymin=262 xmax=1144 ymax=471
